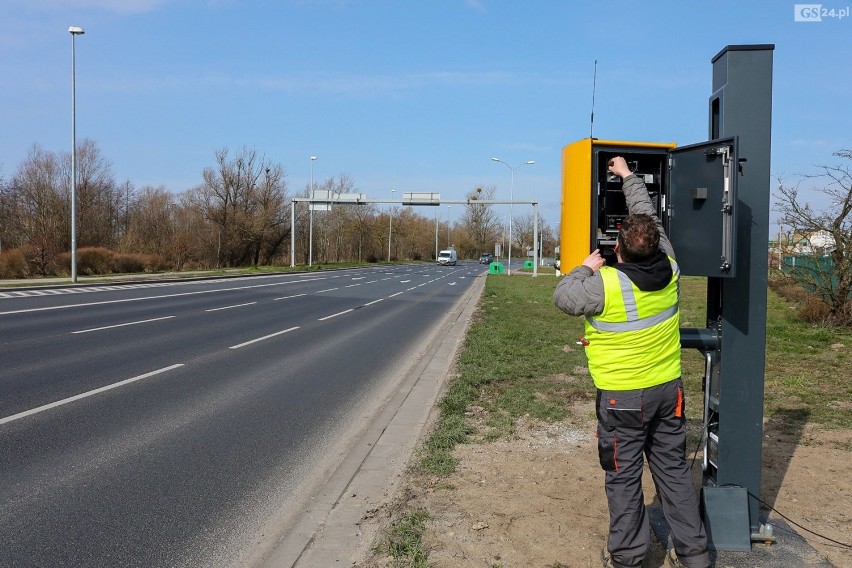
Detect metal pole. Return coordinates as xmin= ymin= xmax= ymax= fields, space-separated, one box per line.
xmin=69 ymin=27 xmax=84 ymax=283
xmin=508 ymin=167 xmax=514 ymax=275
xmin=533 ymin=202 xmax=539 ymax=277
xmin=492 ymin=158 xmax=534 ymax=276
xmin=308 ymin=156 xmax=316 ymax=267
xmin=290 ymin=200 xmax=295 ymax=267
xmin=388 ymin=189 xmax=395 ymax=261
xmin=434 ymin=207 xmax=438 ymax=260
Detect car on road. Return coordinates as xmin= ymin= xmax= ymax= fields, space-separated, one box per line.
xmin=479 ymin=253 xmax=494 ymax=264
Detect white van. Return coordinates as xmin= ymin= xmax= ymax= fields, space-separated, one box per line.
xmin=437 ymin=249 xmax=457 ymax=266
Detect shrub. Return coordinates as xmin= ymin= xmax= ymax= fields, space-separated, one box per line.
xmin=76 ymin=247 xmax=113 ymax=275
xmin=0 ymin=248 xmax=30 ymax=278
xmin=112 ymin=253 xmax=147 ymax=273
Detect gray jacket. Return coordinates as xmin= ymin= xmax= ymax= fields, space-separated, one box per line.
xmin=553 ymin=175 xmax=675 ymax=317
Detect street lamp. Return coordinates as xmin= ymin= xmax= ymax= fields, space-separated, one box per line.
xmin=434 ymin=207 xmax=439 ymax=260
xmin=308 ymin=155 xmax=317 ymax=266
xmin=492 ymin=157 xmax=534 ymax=275
xmin=69 ymin=25 xmax=85 ymax=283
xmin=446 ymin=205 xmax=452 ymax=247
xmin=388 ymin=189 xmax=396 ymax=261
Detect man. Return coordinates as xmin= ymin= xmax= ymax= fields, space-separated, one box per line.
xmin=553 ymin=157 xmax=711 ymax=568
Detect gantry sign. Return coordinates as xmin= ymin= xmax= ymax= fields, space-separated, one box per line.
xmin=290 ymin=192 xmax=541 ymax=274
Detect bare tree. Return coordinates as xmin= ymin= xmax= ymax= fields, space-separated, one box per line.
xmin=775 ymin=149 xmax=852 ymax=324
xmin=10 ymin=145 xmax=66 ymax=274
xmin=191 ymin=147 xmax=287 ymax=267
xmin=461 ymin=186 xmax=501 ymax=255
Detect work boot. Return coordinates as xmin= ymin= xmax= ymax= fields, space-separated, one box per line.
xmin=666 ymin=547 xmax=683 ymax=567
xmin=601 ymin=547 xmax=617 ymax=568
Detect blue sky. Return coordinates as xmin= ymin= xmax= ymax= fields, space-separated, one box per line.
xmin=1 ymin=0 xmax=850 ymax=230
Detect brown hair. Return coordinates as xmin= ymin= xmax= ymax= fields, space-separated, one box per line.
xmin=617 ymin=214 xmax=660 ymax=262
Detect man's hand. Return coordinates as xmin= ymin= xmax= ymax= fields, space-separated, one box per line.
xmin=607 ymin=156 xmax=632 ymax=179
xmin=582 ymin=249 xmax=606 ymax=272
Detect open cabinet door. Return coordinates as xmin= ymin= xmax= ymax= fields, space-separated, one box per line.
xmin=667 ymin=137 xmax=739 ymax=278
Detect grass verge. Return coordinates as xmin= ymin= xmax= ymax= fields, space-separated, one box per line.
xmin=419 ymin=273 xmax=852 ymax=475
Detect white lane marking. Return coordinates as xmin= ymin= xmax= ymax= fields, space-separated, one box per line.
xmin=388 ymin=292 xmax=403 ymax=298
xmin=0 ymin=277 xmax=328 ymax=316
xmin=229 ymin=326 xmax=300 ymax=349
xmin=345 ymin=284 xmax=361 ymax=288
xmin=449 ymin=282 xmax=457 ymax=286
xmin=407 ymin=287 xmax=417 ymax=291
xmin=205 ymin=302 xmax=257 ymax=312
xmin=366 ymin=280 xmax=378 ymax=284
xmin=72 ymin=315 xmax=176 ymax=334
xmin=400 ymin=280 xmax=411 ymax=283
xmin=273 ymin=293 xmax=306 ymax=301
xmin=0 ymin=364 xmax=185 ymax=426
xmin=352 ymin=277 xmax=365 ymax=280
xmin=316 ymin=288 xmax=339 ymax=293
xmin=318 ymin=308 xmax=354 ymax=321
xmin=364 ymin=298 xmax=384 ymax=306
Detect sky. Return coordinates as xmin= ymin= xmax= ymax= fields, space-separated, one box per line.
xmin=1 ymin=0 xmax=850 ymax=231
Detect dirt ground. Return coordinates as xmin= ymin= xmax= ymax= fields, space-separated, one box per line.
xmin=362 ymin=397 xmax=852 ymax=568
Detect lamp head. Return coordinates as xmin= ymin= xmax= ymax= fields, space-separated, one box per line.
xmin=69 ymin=26 xmax=85 ymax=35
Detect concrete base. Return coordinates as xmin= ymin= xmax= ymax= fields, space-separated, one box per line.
xmin=649 ymin=506 xmax=835 ymax=567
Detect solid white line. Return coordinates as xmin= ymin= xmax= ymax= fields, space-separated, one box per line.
xmin=229 ymin=326 xmax=300 ymax=349
xmin=72 ymin=315 xmax=176 ymax=334
xmin=273 ymin=293 xmax=306 ymax=301
xmin=316 ymin=288 xmax=339 ymax=293
xmin=363 ymin=298 xmax=384 ymax=306
xmin=205 ymin=302 xmax=257 ymax=312
xmin=0 ymin=364 xmax=185 ymax=426
xmin=318 ymin=309 xmax=353 ymax=321
xmin=388 ymin=292 xmax=403 ymax=298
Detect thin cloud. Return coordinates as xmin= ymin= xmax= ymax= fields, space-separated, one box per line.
xmin=91 ymin=70 xmax=583 ymax=96
xmin=465 ymin=0 xmax=487 ymax=13
xmin=12 ymin=0 xmax=172 ymax=13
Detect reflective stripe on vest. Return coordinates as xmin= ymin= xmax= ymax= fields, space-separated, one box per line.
xmin=587 ymin=259 xmax=680 ymax=332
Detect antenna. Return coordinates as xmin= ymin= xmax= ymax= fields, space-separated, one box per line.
xmin=590 ymin=59 xmax=598 ymax=138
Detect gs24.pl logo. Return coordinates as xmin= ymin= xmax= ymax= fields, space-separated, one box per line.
xmin=795 ymin=4 xmax=850 ymax=20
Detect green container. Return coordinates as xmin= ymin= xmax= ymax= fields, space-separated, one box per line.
xmin=523 ymin=259 xmax=534 ymax=269
xmin=489 ymin=262 xmax=505 ymax=274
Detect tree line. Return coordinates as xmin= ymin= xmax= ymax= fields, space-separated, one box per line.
xmin=0 ymin=142 xmax=557 ymax=278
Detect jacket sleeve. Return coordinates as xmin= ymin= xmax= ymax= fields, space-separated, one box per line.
xmin=621 ymin=174 xmax=676 ymax=260
xmin=553 ymin=265 xmax=605 ymax=317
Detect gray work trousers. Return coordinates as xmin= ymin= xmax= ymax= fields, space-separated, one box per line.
xmin=596 ymin=378 xmax=711 ymax=568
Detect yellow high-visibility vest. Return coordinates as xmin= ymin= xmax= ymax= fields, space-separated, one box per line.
xmin=584 ymin=257 xmax=681 ymax=390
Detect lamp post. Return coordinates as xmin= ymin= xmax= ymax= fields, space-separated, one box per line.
xmin=491 ymin=157 xmax=534 ymax=275
xmin=308 ymin=155 xmax=317 ymax=266
xmin=446 ymin=205 xmax=452 ymax=247
xmin=388 ymin=189 xmax=395 ymax=262
xmin=434 ymin=207 xmax=439 ymax=261
xmin=69 ymin=26 xmax=85 ymax=283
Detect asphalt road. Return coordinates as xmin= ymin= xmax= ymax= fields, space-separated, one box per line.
xmin=0 ymin=263 xmax=485 ymax=567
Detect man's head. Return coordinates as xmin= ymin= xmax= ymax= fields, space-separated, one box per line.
xmin=616 ymin=214 xmax=660 ymax=262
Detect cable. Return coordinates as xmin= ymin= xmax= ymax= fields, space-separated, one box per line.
xmin=687 ymin=436 xmax=851 ymax=550
xmin=744 ymin=489 xmax=852 ymax=550
xmin=708 ymin=484 xmax=852 ymax=550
